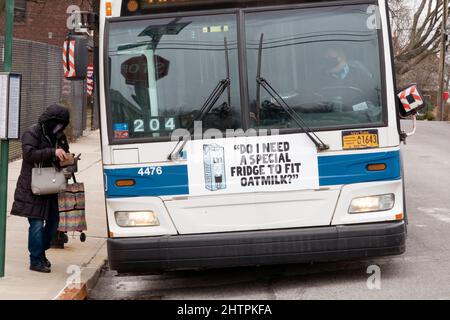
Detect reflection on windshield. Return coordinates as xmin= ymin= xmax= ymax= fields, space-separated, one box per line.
xmin=108 ymin=15 xmax=241 ymax=140
xmin=246 ymin=5 xmax=384 ymax=129
xmin=107 ymin=4 xmax=385 ymax=141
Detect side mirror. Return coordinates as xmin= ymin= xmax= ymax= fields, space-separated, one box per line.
xmin=397 ymin=84 xmax=425 ymax=117
xmin=63 ymin=34 xmax=88 ymax=80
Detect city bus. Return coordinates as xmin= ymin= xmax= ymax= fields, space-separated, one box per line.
xmin=68 ymin=0 xmax=424 ymax=273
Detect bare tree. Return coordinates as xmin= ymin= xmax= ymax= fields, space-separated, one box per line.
xmin=400 ymin=54 xmax=440 ymax=88
xmin=390 ymin=0 xmax=411 ymax=56
xmin=391 ymin=0 xmax=446 ymax=76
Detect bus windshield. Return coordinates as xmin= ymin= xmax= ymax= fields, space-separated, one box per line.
xmin=107 ymin=3 xmax=385 ymax=141
xmin=246 ymin=4 xmax=384 ymax=130
xmin=107 ymin=14 xmax=241 ymax=140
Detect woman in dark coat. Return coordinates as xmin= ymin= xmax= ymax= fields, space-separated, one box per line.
xmin=11 ymin=104 xmax=70 ymax=273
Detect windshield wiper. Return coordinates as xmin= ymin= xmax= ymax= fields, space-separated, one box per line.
xmin=168 ymin=38 xmax=231 ymax=161
xmin=168 ymin=78 xmax=230 ymax=161
xmin=255 ymin=34 xmax=329 ymax=152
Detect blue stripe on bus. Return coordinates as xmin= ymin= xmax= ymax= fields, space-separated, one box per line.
xmin=104 ymin=150 xmax=401 ymax=198
xmin=319 ymin=151 xmax=401 ymax=186
xmin=105 ymin=165 xmax=189 ymax=198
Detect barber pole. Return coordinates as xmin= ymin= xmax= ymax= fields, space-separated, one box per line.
xmin=63 ymin=40 xmax=77 ymax=78
xmin=86 ymin=64 xmax=94 ymax=97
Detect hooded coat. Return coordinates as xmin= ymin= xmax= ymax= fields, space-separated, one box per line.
xmin=11 ymin=105 xmax=70 ymax=220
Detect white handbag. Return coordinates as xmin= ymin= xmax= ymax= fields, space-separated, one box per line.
xmin=31 ymin=164 xmax=67 ymax=195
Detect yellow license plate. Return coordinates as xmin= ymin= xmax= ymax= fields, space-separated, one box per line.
xmin=342 ymin=130 xmax=379 ymax=150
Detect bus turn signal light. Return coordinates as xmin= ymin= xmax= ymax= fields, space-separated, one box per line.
xmin=367 ymin=163 xmax=387 ymax=171
xmin=106 ymin=2 xmax=112 ymax=16
xmin=115 ymin=179 xmax=136 ymax=187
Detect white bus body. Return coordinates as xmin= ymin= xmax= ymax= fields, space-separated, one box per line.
xmin=97 ymin=0 xmax=406 ymax=273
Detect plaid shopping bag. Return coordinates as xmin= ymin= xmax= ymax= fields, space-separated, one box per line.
xmin=58 ymin=182 xmax=87 ymax=232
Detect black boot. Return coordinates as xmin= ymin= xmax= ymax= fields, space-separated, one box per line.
xmin=30 ymin=263 xmax=51 ymax=273
xmin=50 ymin=231 xmax=65 ymax=249
xmin=42 ymin=254 xmax=51 ymax=268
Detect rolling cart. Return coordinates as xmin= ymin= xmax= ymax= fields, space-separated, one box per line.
xmin=57 ymin=155 xmax=87 ymax=243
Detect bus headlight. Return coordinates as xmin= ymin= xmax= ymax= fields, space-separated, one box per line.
xmin=115 ymin=211 xmax=160 ymax=227
xmin=349 ymin=194 xmax=395 ymax=214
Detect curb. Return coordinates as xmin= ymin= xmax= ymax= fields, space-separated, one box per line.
xmin=55 ymin=260 xmax=107 ymax=300
xmin=54 ymin=242 xmax=107 ymax=300
xmin=56 ymin=283 xmax=89 ymax=300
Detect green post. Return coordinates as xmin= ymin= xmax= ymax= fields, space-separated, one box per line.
xmin=0 ymin=0 xmax=14 ymax=278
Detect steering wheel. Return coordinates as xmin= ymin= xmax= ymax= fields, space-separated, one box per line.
xmin=320 ymin=86 xmax=382 ymax=121
xmin=277 ymin=86 xmax=366 ymax=105
xmin=275 ymin=88 xmax=328 ymax=105
xmin=322 ymin=85 xmax=365 ymax=94
xmin=261 ymin=86 xmax=371 ymax=115
xmin=320 ymin=86 xmax=367 ymax=106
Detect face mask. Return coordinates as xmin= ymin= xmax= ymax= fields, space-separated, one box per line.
xmin=324 ymin=57 xmax=340 ymax=71
xmin=53 ymin=123 xmax=64 ymax=134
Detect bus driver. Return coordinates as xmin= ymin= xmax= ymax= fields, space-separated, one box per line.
xmin=319 ymin=46 xmax=381 ymax=114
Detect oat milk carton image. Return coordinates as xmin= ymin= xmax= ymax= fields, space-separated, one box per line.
xmin=203 ymin=144 xmax=226 ymax=191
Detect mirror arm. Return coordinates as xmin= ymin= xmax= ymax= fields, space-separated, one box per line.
xmin=405 ymin=114 xmax=417 ymax=137
xmin=400 ymin=114 xmax=417 ymax=144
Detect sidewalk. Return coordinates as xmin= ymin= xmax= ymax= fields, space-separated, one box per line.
xmin=0 ymin=130 xmax=107 ymax=300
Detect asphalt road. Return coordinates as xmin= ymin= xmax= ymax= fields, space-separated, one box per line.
xmin=89 ymin=121 xmax=450 ymax=300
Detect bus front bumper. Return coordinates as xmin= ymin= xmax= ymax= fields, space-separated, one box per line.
xmin=107 ymin=221 xmax=406 ymax=273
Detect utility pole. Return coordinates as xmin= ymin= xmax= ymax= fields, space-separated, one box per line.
xmin=438 ymin=0 xmax=449 ymax=121
xmin=0 ymin=0 xmax=14 ymax=278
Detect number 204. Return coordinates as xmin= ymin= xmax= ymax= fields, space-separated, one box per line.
xmin=134 ymin=118 xmax=176 ymax=132
xmin=138 ymin=167 xmax=163 ymax=176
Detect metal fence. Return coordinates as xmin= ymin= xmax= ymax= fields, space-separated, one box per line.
xmin=0 ymin=37 xmax=86 ymax=161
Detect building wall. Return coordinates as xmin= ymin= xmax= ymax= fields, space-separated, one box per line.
xmin=0 ymin=0 xmax=90 ymax=46
xmin=0 ymin=37 xmax=86 ymax=161
xmin=0 ymin=1 xmax=90 ymax=160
